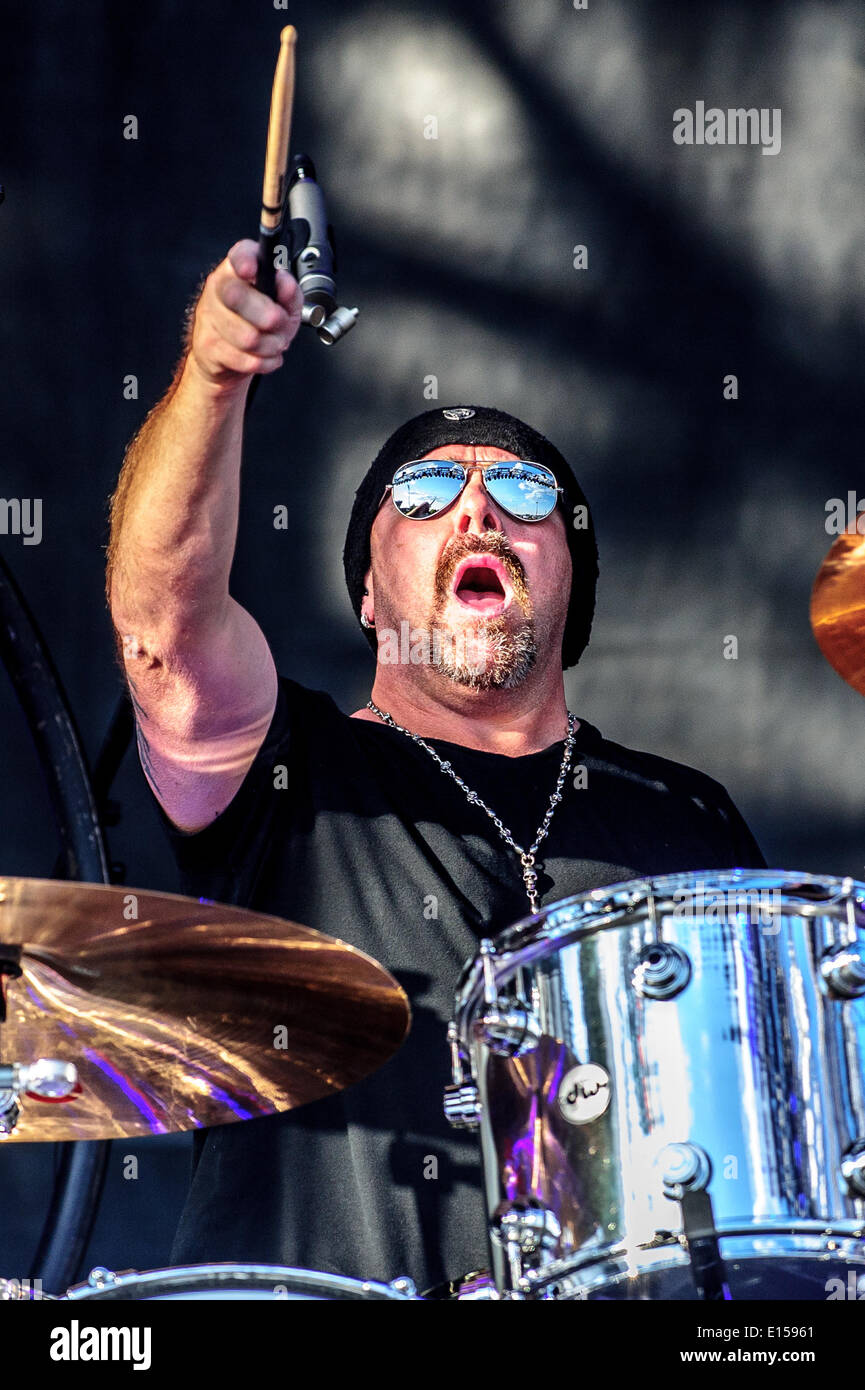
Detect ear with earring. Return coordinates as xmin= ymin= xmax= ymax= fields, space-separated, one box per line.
xmin=360 ymin=587 xmax=375 ymax=629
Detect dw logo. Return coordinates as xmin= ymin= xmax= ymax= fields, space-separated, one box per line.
xmin=557 ymin=1063 xmax=611 ymax=1125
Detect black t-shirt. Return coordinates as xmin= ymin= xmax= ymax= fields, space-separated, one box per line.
xmin=163 ymin=677 xmax=765 ymax=1291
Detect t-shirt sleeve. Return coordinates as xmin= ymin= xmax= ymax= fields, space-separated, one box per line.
xmin=154 ymin=676 xmax=305 ymax=905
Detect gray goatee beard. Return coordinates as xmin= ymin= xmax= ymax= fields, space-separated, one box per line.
xmin=426 ymin=589 xmax=538 ymax=689
xmin=430 ymin=616 xmax=537 ymax=691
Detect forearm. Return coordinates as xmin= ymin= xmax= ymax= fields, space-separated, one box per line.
xmin=108 ymin=355 xmax=251 ymax=643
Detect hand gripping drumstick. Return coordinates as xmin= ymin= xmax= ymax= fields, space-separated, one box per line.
xmin=256 ymin=25 xmax=298 ymax=300
xmin=254 ymin=26 xmax=355 ymax=342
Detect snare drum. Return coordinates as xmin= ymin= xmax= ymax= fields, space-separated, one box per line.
xmin=446 ymin=870 xmax=865 ymax=1299
xmin=65 ymin=1264 xmax=418 ymax=1301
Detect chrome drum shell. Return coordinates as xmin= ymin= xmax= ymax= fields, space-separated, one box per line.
xmin=451 ymin=871 xmax=865 ymax=1299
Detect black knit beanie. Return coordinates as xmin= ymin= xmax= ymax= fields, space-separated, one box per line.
xmin=343 ymin=405 xmax=598 ymax=669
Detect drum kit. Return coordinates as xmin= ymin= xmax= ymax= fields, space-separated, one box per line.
xmin=0 ymin=865 xmax=864 ymax=1303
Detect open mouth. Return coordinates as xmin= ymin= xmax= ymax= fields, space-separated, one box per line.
xmin=451 ymin=556 xmax=512 ymax=615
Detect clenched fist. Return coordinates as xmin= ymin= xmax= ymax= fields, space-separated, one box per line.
xmin=186 ymin=239 xmax=304 ymax=387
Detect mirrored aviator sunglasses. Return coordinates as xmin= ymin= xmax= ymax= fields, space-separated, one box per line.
xmin=386 ymin=460 xmax=563 ymax=523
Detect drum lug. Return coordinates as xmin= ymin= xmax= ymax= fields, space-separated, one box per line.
xmin=492 ymin=1199 xmax=561 ymax=1252
xmin=387 ymin=1276 xmax=418 ymax=1298
xmin=821 ymin=948 xmax=865 ymax=999
xmin=633 ymin=942 xmax=692 ymax=1000
xmin=495 ymin=1195 xmax=561 ymax=1251
xmin=474 ymin=1005 xmax=542 ymax=1058
xmin=443 ymin=1081 xmax=481 ymax=1130
xmin=476 ymin=938 xmax=541 ymax=1055
xmin=841 ymin=1140 xmax=865 ymax=1197
xmin=492 ymin=1199 xmax=562 ymax=1296
xmin=443 ymin=1022 xmax=481 ymax=1128
xmin=658 ymin=1141 xmax=712 ymax=1200
xmin=86 ymin=1266 xmax=120 ymax=1290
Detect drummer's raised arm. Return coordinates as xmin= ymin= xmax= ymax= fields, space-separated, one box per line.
xmin=106 ymin=240 xmax=304 ymax=832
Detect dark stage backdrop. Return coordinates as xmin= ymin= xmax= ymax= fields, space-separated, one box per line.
xmin=0 ymin=0 xmax=862 ymax=1283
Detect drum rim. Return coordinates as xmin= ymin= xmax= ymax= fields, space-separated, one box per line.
xmin=522 ymin=1227 xmax=865 ymax=1298
xmin=65 ymin=1262 xmax=414 ymax=1301
xmin=453 ymin=868 xmax=865 ymax=1024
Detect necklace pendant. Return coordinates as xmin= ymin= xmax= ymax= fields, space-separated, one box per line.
xmin=522 ymin=860 xmax=539 ymax=910
xmin=368 ymin=701 xmax=579 ymax=920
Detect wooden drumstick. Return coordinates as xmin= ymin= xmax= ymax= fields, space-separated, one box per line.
xmin=257 ymin=25 xmax=297 ymax=299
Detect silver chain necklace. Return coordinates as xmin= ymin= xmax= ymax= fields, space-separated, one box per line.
xmin=366 ymin=700 xmax=578 ymax=914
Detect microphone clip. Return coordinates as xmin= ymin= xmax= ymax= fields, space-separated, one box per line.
xmin=284 ymin=154 xmax=359 ymax=346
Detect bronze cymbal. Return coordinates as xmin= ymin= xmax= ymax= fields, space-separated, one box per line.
xmin=0 ymin=878 xmax=410 ymax=1141
xmin=811 ymin=533 xmax=865 ymax=697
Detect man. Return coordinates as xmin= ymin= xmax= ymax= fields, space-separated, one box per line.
xmin=107 ymin=241 xmax=765 ymax=1292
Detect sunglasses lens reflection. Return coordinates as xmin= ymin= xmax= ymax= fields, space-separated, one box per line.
xmin=391 ymin=463 xmax=465 ymax=518
xmin=484 ymin=465 xmax=558 ymax=520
